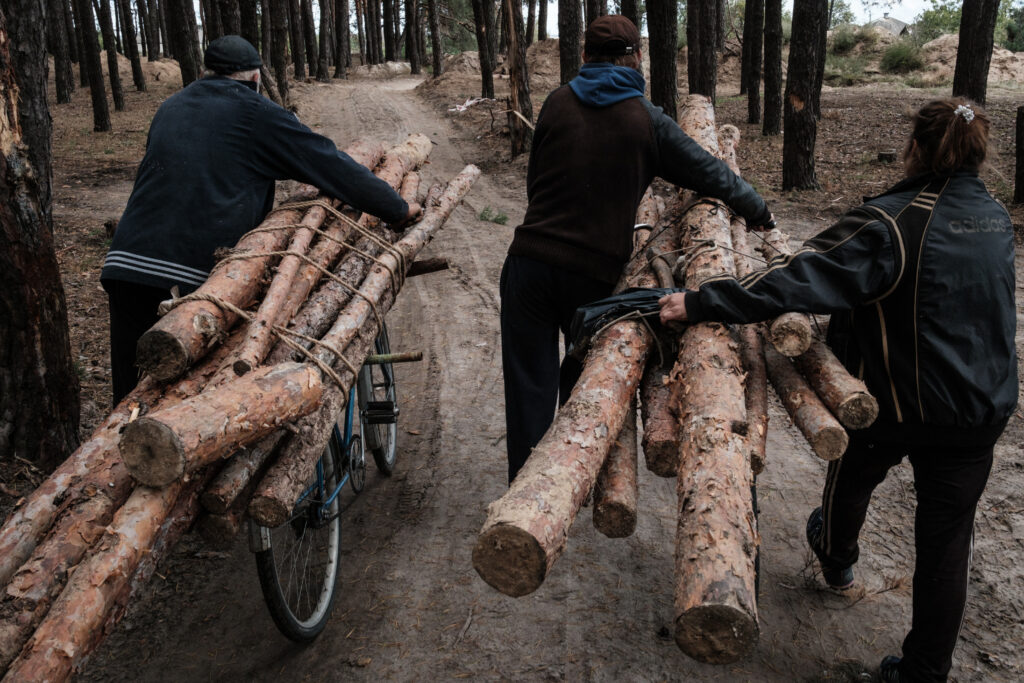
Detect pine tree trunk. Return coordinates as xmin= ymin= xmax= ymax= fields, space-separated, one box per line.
xmin=97 ymin=0 xmax=126 ymax=110
xmin=318 ymin=0 xmax=332 ymax=79
xmin=503 ymin=0 xmax=532 ymax=156
xmin=73 ymin=0 xmax=91 ymax=86
xmin=287 ymin=0 xmax=304 ymax=76
xmin=0 ymin=6 xmax=82 ymax=471
xmin=270 ymin=0 xmax=290 ymax=101
xmin=782 ymin=0 xmax=825 ymax=190
xmin=261 ymin=0 xmax=272 ymax=59
xmin=526 ymin=0 xmax=535 ymax=44
xmin=48 ymin=0 xmax=77 ymax=103
xmin=953 ymin=0 xmax=1000 ymax=105
xmin=113 ymin=0 xmax=125 ymax=52
xmin=165 ymin=0 xmax=201 ymax=85
xmin=584 ymin=0 xmax=598 ymax=26
xmin=647 ymin=0 xmax=678 ymax=120
xmin=202 ymin=0 xmax=222 ymax=42
xmin=335 ymin=0 xmax=349 ymax=75
xmin=75 ymin=0 xmax=112 ymax=128
xmin=743 ymin=0 xmax=763 ymax=123
xmin=219 ymin=0 xmax=240 ymax=34
xmin=470 ymin=0 xmax=494 ymax=96
xmin=239 ymin=0 xmax=258 ymax=45
xmin=427 ymin=0 xmax=442 ymax=75
xmin=139 ymin=0 xmax=148 ymax=56
xmin=537 ymin=0 xmax=547 ymax=40
xmin=557 ymin=0 xmax=580 ymax=84
xmin=762 ymin=0 xmax=781 ymax=134
xmin=381 ymin=0 xmax=395 ymax=60
xmin=65 ymin=0 xmax=80 ymax=63
xmin=355 ymin=0 xmax=365 ymax=64
xmin=118 ymin=0 xmax=146 ymax=90
xmin=404 ymin=0 xmax=419 ymax=72
xmin=688 ymin=0 xmax=717 ymax=100
xmin=373 ymin=0 xmax=384 ymax=63
xmin=301 ymin=0 xmax=317 ymax=73
xmin=137 ymin=0 xmax=157 ymax=60
xmin=811 ymin=0 xmax=827 ymax=118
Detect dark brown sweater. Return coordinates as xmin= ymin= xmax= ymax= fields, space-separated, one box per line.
xmin=509 ymin=84 xmax=770 ymax=284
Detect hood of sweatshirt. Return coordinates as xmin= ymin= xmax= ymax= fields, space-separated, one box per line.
xmin=568 ymin=63 xmax=645 ymax=107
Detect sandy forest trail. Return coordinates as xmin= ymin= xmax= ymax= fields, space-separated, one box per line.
xmin=77 ymin=76 xmax=1024 ymax=683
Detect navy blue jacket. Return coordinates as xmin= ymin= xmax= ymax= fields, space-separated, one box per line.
xmin=687 ymin=171 xmax=1017 ymax=438
xmin=102 ymin=76 xmax=408 ymax=292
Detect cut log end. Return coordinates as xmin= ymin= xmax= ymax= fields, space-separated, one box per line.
xmin=472 ymin=525 xmax=547 ymax=597
xmin=119 ymin=418 xmax=186 ymax=487
xmin=768 ymin=316 xmax=812 ymax=357
xmin=809 ymin=425 xmax=850 ymax=461
xmin=135 ymin=329 xmax=191 ymax=382
xmin=836 ymin=394 xmax=880 ymax=430
xmin=592 ymin=503 xmax=637 ymax=538
xmin=232 ymin=358 xmax=254 ymax=377
xmin=643 ymin=442 xmax=680 ymax=478
xmin=247 ymin=494 xmax=291 ymax=529
xmin=674 ymin=603 xmax=759 ymax=664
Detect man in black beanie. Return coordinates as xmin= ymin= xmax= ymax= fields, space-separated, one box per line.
xmin=101 ymin=36 xmax=419 ymax=405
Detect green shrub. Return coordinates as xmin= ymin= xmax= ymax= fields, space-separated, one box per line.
xmin=856 ymin=27 xmax=879 ymax=49
xmin=824 ymin=53 xmax=869 ymax=86
xmin=880 ymin=41 xmax=924 ymax=74
xmin=830 ymin=26 xmax=858 ymax=55
xmin=478 ymin=206 xmax=509 ymax=225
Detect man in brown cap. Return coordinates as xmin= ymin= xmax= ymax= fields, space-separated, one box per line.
xmin=500 ymin=15 xmax=774 ymax=482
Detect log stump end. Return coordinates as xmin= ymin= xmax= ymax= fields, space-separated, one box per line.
xmin=248 ymin=495 xmax=291 ymax=529
xmin=472 ymin=525 xmax=547 ymax=597
xmin=119 ymin=418 xmax=186 ymax=487
xmin=810 ymin=426 xmax=850 ymax=462
xmin=768 ymin=317 xmax=812 ymax=358
xmin=643 ymin=445 xmax=680 ymax=478
xmin=836 ymin=394 xmax=879 ymax=430
xmin=674 ymin=603 xmax=759 ymax=664
xmin=136 ymin=329 xmax=191 ymax=382
xmin=593 ymin=504 xmax=637 ymax=539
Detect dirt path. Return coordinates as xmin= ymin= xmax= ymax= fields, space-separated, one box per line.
xmin=77 ymin=77 xmax=1024 ymax=683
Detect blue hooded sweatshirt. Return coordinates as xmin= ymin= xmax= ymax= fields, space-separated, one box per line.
xmin=568 ymin=63 xmax=646 ymax=108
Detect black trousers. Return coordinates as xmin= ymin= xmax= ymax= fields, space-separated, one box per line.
xmin=499 ymin=254 xmax=614 ymax=483
xmin=102 ymin=279 xmax=170 ymax=407
xmin=818 ymin=432 xmax=995 ymax=682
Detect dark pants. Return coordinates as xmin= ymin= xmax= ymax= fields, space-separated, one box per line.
xmin=817 ymin=433 xmax=995 ymax=682
xmin=499 ymin=254 xmax=614 ymax=483
xmin=102 ymin=279 xmax=170 ymax=406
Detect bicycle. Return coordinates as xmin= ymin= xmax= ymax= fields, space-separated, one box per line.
xmin=249 ymin=324 xmax=402 ymax=642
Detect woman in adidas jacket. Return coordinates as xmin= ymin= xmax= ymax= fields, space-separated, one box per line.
xmin=659 ymin=98 xmax=1017 ymax=683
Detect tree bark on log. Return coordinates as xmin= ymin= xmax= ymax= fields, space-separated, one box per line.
xmin=765 ymin=344 xmax=848 ymax=461
xmin=407 ymin=256 xmax=449 ymax=277
xmin=640 ymin=361 xmax=680 ymax=477
xmin=136 ymin=140 xmax=383 ymax=382
xmin=249 ymin=166 xmax=481 ymax=527
xmin=669 ymin=96 xmax=759 ymax=663
xmin=756 ymin=227 xmax=813 ymax=357
xmin=793 ymin=339 xmax=878 ymax=430
xmin=120 ymin=363 xmax=324 ymax=487
xmin=473 ymin=177 xmax=662 ymax=595
xmin=729 ymin=219 xmax=769 ymax=475
xmin=200 ymin=431 xmax=286 ymax=513
xmin=592 ymin=400 xmax=638 ymax=538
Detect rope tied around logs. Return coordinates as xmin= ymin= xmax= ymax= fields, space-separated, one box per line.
xmin=157 ymin=196 xmax=418 ymax=390
xmin=159 ymin=291 xmax=356 ymax=389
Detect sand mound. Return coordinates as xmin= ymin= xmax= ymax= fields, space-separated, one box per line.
xmin=923 ymin=34 xmax=1024 ymax=83
xmin=349 ymin=61 xmax=412 ymax=79
xmin=444 ymin=51 xmax=481 ymax=74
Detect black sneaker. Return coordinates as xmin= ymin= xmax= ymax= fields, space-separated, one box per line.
xmin=806 ymin=507 xmax=855 ymax=590
xmin=879 ymin=655 xmax=902 ymax=682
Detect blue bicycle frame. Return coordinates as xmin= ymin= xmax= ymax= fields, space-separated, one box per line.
xmin=297 ymin=385 xmax=359 ymax=518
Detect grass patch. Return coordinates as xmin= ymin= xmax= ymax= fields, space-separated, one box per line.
xmin=824 ymin=54 xmax=870 ymax=86
xmin=880 ymin=41 xmax=924 ymax=74
xmin=478 ymin=206 xmax=509 ymax=225
xmin=830 ymin=27 xmax=858 ymax=55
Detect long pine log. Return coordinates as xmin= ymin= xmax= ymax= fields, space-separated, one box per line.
xmin=765 ymin=344 xmax=848 ymax=460
xmin=670 ymin=95 xmax=758 ymax=664
xmin=793 ymin=338 xmax=878 ymax=430
xmin=592 ymin=400 xmax=639 ymax=538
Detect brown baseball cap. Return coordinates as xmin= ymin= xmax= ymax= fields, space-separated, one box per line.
xmin=584 ymin=15 xmax=641 ymax=56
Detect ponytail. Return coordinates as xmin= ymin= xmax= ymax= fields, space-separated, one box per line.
xmin=903 ymin=98 xmax=990 ymax=177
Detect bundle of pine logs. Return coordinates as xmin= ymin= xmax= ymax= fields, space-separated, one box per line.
xmin=0 ymin=134 xmax=480 ymax=682
xmin=472 ymin=97 xmax=877 ymax=665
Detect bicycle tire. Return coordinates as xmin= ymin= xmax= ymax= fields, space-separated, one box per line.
xmin=359 ymin=325 xmax=398 ymax=476
xmin=253 ymin=430 xmax=342 ymax=642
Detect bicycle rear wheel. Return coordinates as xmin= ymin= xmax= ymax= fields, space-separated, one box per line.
xmin=253 ymin=429 xmax=342 ymax=642
xmin=358 ymin=325 xmax=398 ymax=475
